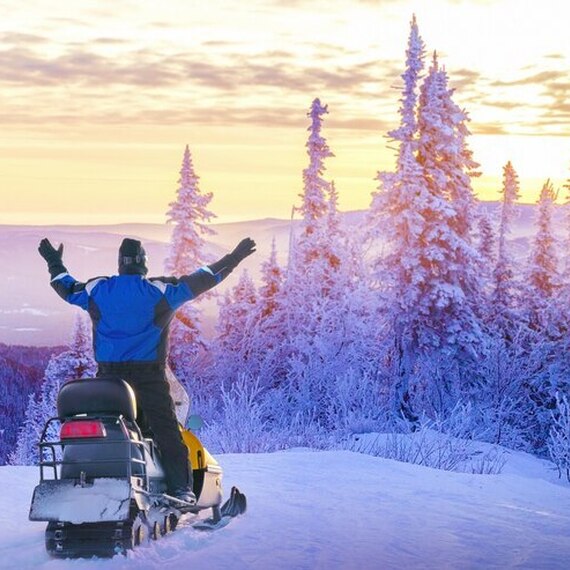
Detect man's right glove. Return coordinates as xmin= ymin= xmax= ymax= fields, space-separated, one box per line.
xmin=38 ymin=238 xmax=67 ymax=279
xmin=229 ymin=238 xmax=256 ymax=266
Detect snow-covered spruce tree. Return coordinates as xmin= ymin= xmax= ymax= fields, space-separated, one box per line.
xmin=297 ymin=98 xmax=334 ymax=246
xmin=249 ymin=238 xmax=289 ymax=386
xmin=287 ymin=113 xmax=375 ymax=432
xmin=8 ymin=393 xmax=44 ymax=466
xmin=523 ymin=179 xmax=565 ymax=454
xmin=474 ymin=203 xmax=497 ymax=321
xmin=206 ymin=101 xmax=356 ymax=442
xmin=490 ymin=161 xmax=521 ymax=336
xmin=212 ymin=270 xmax=258 ymax=384
xmin=553 ymin=173 xmax=570 ymax=394
xmin=9 ymin=314 xmax=96 ymax=465
xmin=414 ymin=51 xmax=484 ymax=357
xmin=284 ymin=98 xmax=336 ymax=389
xmin=289 ymin=99 xmax=342 ymax=297
xmin=258 ymin=238 xmax=284 ymax=320
xmin=477 ymin=207 xmax=496 ymax=273
xmin=65 ymin=313 xmax=97 ymax=379
xmin=287 ymin=98 xmax=337 ymax=313
xmin=417 ymin=52 xmax=483 ymax=323
xmin=527 ymin=179 xmax=559 ymax=305
xmin=472 ymin=163 xmax=528 ymax=449
xmin=371 ymin=40 xmax=485 ymax=422
xmin=164 ymin=145 xmax=215 ymax=387
xmin=388 ymin=14 xmax=424 ymax=146
xmin=368 ymin=14 xmax=426 ymax=423
xmin=558 ymin=172 xmax=570 ymax=308
xmin=419 ymin=55 xmax=481 ymax=243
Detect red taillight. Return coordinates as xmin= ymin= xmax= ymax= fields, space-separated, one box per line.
xmin=60 ymin=420 xmax=106 ymax=439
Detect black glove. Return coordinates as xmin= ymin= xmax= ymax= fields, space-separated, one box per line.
xmin=38 ymin=238 xmax=66 ymax=278
xmin=207 ymin=238 xmax=256 ymax=277
xmin=229 ymin=238 xmax=256 ymax=265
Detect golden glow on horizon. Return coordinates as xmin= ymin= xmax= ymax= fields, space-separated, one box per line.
xmin=1 ymin=127 xmax=567 ymax=226
xmin=0 ymin=0 xmax=568 ymax=225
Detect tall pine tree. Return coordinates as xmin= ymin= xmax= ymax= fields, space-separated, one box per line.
xmin=477 ymin=208 xmax=496 ymax=268
xmin=286 ymin=99 xmax=337 ymax=374
xmin=476 ymin=204 xmax=496 ymax=308
xmin=258 ymin=238 xmax=283 ymax=320
xmin=528 ymin=179 xmax=559 ymax=302
xmin=415 ymin=51 xmax=483 ymax=355
xmin=298 ymin=98 xmax=334 ymax=245
xmin=213 ymin=270 xmax=258 ymax=383
xmin=165 ymin=145 xmax=216 ymax=387
xmin=368 ymin=14 xmax=426 ymax=421
xmin=252 ymin=238 xmax=289 ymax=385
xmin=370 ymin=29 xmax=484 ymax=420
xmin=279 ymin=99 xmax=375 ymax=428
xmin=560 ymin=172 xmax=570 ymax=298
xmin=491 ymin=161 xmax=521 ymax=336
xmin=523 ymin=179 xmax=564 ymax=453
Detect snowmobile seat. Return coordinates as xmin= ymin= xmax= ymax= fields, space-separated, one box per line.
xmin=57 ymin=377 xmax=137 ymax=422
xmin=58 ymin=378 xmax=148 ymax=479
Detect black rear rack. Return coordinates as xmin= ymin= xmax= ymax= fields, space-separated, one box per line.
xmin=37 ymin=414 xmax=150 ymax=491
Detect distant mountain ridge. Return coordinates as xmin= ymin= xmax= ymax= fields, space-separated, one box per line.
xmin=0 ymin=216 xmax=296 ymax=345
xmin=0 ymin=203 xmax=564 ymax=346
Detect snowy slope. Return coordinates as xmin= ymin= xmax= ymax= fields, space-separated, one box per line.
xmin=1 ymin=448 xmax=570 ymax=569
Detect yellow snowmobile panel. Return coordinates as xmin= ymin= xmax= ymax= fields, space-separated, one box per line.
xmin=179 ymin=426 xmax=219 ymax=471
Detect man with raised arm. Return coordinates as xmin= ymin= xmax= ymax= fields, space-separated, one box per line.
xmin=38 ymin=236 xmax=256 ymax=506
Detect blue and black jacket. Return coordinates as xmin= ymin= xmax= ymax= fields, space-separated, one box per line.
xmin=49 ymin=256 xmax=237 ymax=365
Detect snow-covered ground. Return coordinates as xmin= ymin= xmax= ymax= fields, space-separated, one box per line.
xmin=2 ymin=447 xmax=570 ymax=569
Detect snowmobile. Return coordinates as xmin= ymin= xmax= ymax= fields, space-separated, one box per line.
xmin=28 ymin=376 xmax=246 ymax=558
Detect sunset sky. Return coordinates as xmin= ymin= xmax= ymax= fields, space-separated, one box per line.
xmin=0 ymin=0 xmax=568 ymax=225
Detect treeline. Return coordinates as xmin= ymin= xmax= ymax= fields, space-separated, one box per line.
xmin=0 ymin=343 xmax=62 ymax=464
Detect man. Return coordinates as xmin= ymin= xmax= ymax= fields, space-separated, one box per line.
xmin=38 ymin=236 xmax=256 ymax=506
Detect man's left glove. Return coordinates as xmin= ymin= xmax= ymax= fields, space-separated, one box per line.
xmin=38 ymin=238 xmax=67 ymax=279
xmin=207 ymin=237 xmax=257 ymax=277
xmin=229 ymin=238 xmax=256 ymax=267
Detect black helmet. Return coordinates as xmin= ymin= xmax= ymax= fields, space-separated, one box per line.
xmin=118 ymin=238 xmax=148 ymax=276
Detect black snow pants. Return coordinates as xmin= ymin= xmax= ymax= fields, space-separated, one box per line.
xmin=97 ymin=362 xmax=190 ymax=493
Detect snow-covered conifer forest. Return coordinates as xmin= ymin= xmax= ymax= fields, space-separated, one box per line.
xmin=4 ymin=16 xmax=570 ymax=484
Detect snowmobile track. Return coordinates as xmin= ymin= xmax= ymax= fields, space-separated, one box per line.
xmin=45 ymin=501 xmax=180 ymax=558
xmin=45 ymin=488 xmax=246 ymax=558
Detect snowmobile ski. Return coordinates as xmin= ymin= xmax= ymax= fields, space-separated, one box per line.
xmin=192 ymin=515 xmax=234 ymax=531
xmin=192 ymin=486 xmax=247 ymax=531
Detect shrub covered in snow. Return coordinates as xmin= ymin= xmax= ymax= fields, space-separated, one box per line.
xmin=345 ymin=427 xmax=507 ymax=475
xmin=548 ymin=395 xmax=570 ymax=482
